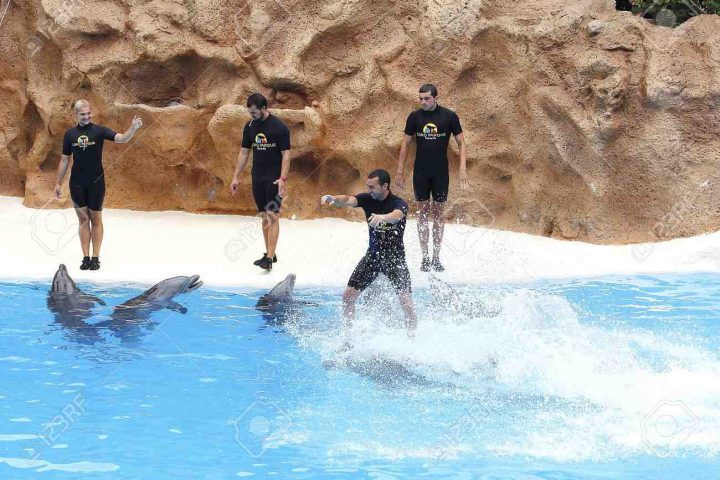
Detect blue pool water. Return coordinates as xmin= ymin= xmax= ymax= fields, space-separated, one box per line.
xmin=0 ymin=274 xmax=719 ymax=479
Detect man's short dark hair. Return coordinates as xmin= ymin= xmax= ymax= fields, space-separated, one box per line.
xmin=419 ymin=83 xmax=438 ymax=97
xmin=368 ymin=169 xmax=391 ymax=188
xmin=246 ymin=93 xmax=268 ymax=109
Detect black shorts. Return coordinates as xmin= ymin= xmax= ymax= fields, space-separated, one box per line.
xmin=413 ymin=172 xmax=449 ymax=202
xmin=252 ymin=177 xmax=282 ymax=213
xmin=69 ymin=179 xmax=106 ymax=211
xmin=348 ymin=252 xmax=412 ymax=293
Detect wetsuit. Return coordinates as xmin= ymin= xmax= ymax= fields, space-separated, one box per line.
xmin=348 ymin=192 xmax=412 ymax=293
xmin=241 ymin=114 xmax=291 ymax=213
xmin=62 ymin=123 xmax=117 ymax=211
xmin=404 ymin=105 xmax=462 ymax=202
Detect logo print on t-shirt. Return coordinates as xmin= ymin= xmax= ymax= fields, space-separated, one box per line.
xmin=422 ymin=123 xmax=438 ymax=135
xmin=418 ymin=122 xmax=446 ymax=140
xmin=253 ymin=132 xmax=277 ymax=151
xmin=74 ymin=134 xmax=96 ymax=151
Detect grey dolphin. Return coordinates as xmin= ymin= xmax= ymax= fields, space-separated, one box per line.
xmin=255 ymin=274 xmax=317 ymax=327
xmin=47 ymin=264 xmax=105 ymax=345
xmin=96 ymin=275 xmax=202 ymax=342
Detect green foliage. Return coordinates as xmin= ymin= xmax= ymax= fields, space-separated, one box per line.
xmin=632 ymin=0 xmax=720 ymax=26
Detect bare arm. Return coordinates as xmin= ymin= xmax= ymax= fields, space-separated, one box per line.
xmin=114 ymin=116 xmax=143 ymax=144
xmin=54 ymin=155 xmax=71 ymax=198
xmin=396 ymin=134 xmax=413 ymax=189
xmin=273 ymin=149 xmax=291 ymax=196
xmin=320 ymin=194 xmax=358 ymax=208
xmin=455 ymin=132 xmax=468 ymax=189
xmin=368 ymin=208 xmax=404 ymax=227
xmin=230 ymin=148 xmax=251 ymax=195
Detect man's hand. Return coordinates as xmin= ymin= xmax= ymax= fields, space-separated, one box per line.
xmin=396 ymin=172 xmax=406 ymax=190
xmin=273 ymin=177 xmax=286 ymax=197
xmin=368 ymin=213 xmax=387 ymax=228
xmin=320 ymin=194 xmax=335 ymax=206
xmin=131 ymin=116 xmax=143 ymax=130
xmin=53 ymin=183 xmax=61 ymax=199
xmin=230 ymin=177 xmax=240 ymax=196
xmin=459 ymin=168 xmax=469 ymax=189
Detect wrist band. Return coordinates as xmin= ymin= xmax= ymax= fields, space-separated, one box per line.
xmin=280 ymin=176 xmax=287 ymax=181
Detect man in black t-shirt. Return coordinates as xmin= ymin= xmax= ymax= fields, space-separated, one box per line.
xmin=54 ymin=99 xmax=143 ymax=271
xmin=396 ymin=83 xmax=468 ymax=272
xmin=231 ymin=93 xmax=291 ymax=271
xmin=321 ymin=169 xmax=417 ymax=334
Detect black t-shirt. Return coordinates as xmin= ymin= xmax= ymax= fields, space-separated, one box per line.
xmin=404 ymin=105 xmax=462 ymax=176
xmin=62 ymin=123 xmax=117 ymax=185
xmin=241 ymin=113 xmax=291 ymax=180
xmin=354 ymin=192 xmax=408 ymax=257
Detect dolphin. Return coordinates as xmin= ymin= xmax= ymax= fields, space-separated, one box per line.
xmin=47 ymin=264 xmax=106 ymax=345
xmin=96 ymin=275 xmax=202 ymax=342
xmin=255 ymin=274 xmax=317 ymax=328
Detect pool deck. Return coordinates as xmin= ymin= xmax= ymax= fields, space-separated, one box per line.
xmin=2 ymin=195 xmax=720 ymax=290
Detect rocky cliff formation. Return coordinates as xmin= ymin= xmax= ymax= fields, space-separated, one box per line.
xmin=1 ymin=0 xmax=719 ymax=243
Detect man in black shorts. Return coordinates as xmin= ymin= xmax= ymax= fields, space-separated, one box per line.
xmin=396 ymin=84 xmax=468 ymax=272
xmin=321 ymin=169 xmax=417 ymax=334
xmin=54 ymin=99 xmax=143 ymax=271
xmin=231 ymin=93 xmax=291 ymax=271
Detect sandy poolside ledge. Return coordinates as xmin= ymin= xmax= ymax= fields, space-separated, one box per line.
xmin=2 ymin=195 xmax=720 ymax=290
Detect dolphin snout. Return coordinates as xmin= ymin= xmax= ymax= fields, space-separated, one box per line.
xmin=186 ymin=275 xmax=203 ymax=292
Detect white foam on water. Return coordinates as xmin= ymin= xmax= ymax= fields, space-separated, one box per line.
xmin=0 ymin=457 xmax=119 ymax=472
xmin=0 ymin=434 xmax=42 ymax=441
xmin=292 ymin=286 xmax=720 ymax=463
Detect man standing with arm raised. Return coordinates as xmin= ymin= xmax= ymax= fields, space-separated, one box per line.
xmin=230 ymin=93 xmax=291 ymax=271
xmin=321 ymin=169 xmax=417 ymax=335
xmin=54 ymin=99 xmax=143 ymax=271
xmin=396 ymin=83 xmax=468 ymax=272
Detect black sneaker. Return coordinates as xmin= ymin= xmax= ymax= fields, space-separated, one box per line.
xmin=257 ymin=256 xmax=273 ymax=270
xmin=89 ymin=257 xmax=101 ymax=271
xmin=420 ymin=257 xmax=431 ymax=272
xmin=80 ymin=257 xmax=91 ymax=270
xmin=254 ymin=253 xmax=278 ymax=266
xmin=431 ymin=258 xmax=444 ymax=272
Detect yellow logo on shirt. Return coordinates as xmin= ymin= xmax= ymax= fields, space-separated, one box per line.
xmin=418 ymin=123 xmax=446 ymax=140
xmin=72 ymin=135 xmax=96 ymax=151
xmin=254 ymin=132 xmax=277 ymax=151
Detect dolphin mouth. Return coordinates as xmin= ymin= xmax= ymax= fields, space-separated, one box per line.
xmin=186 ymin=275 xmax=203 ymax=292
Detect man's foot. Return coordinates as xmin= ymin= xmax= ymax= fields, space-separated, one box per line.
xmin=420 ymin=257 xmax=431 ymax=272
xmin=89 ymin=257 xmax=101 ymax=271
xmin=431 ymin=258 xmax=444 ymax=272
xmin=254 ymin=253 xmax=277 ymax=266
xmin=80 ymin=257 xmax=91 ymax=270
xmin=257 ymin=256 xmax=273 ymax=270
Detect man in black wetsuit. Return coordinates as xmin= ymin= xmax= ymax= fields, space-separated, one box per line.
xmin=231 ymin=93 xmax=291 ymax=271
xmin=396 ymin=83 xmax=468 ymax=272
xmin=321 ymin=169 xmax=417 ymax=334
xmin=54 ymin=99 xmax=143 ymax=271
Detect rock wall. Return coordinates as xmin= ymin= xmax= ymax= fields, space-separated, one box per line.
xmin=2 ymin=0 xmax=720 ymax=243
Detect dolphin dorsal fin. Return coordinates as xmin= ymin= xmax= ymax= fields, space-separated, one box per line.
xmin=268 ymin=279 xmax=290 ymax=298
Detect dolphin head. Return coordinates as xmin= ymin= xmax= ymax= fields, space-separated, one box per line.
xmin=268 ymin=274 xmax=296 ymax=299
xmin=143 ymin=275 xmax=203 ymax=303
xmin=51 ymin=264 xmax=78 ymax=295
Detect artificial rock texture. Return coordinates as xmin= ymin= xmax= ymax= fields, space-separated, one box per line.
xmin=2 ymin=0 xmax=720 ymax=243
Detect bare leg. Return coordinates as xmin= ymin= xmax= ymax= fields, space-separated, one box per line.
xmin=431 ymin=201 xmax=445 ymax=261
xmin=74 ymin=207 xmax=90 ymax=257
xmin=88 ymin=209 xmax=103 ymax=257
xmin=398 ymin=291 xmax=418 ymax=334
xmin=266 ymin=211 xmax=280 ymax=259
xmin=342 ymin=287 xmax=362 ymax=328
xmin=260 ymin=213 xmax=270 ymax=254
xmin=417 ymin=201 xmax=431 ymax=259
